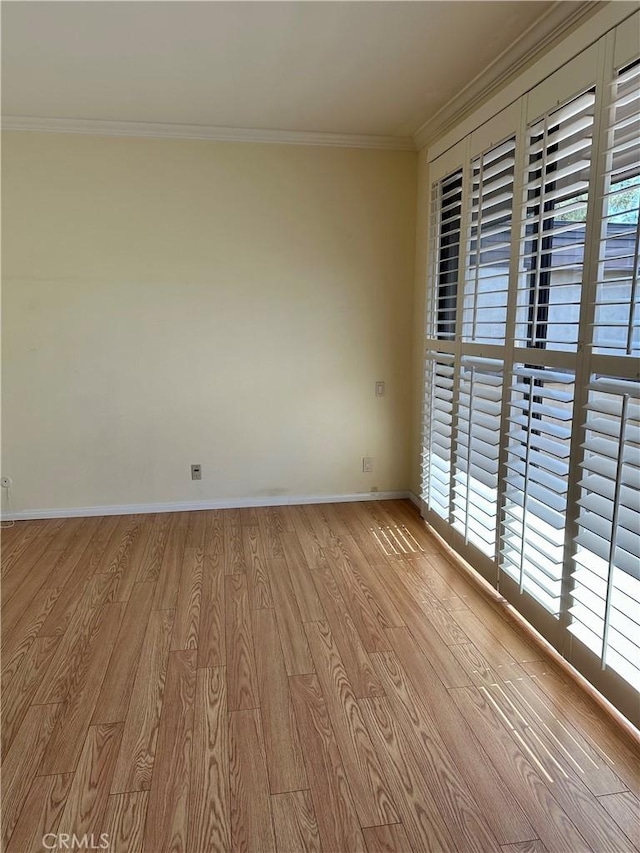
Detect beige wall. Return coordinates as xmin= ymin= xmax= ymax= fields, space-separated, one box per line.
xmin=2 ymin=132 xmax=416 ymax=513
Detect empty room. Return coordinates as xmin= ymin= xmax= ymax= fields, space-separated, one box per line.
xmin=1 ymin=1 xmax=639 ymax=851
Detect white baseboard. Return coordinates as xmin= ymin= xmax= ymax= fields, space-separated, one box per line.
xmin=406 ymin=490 xmax=421 ymax=509
xmin=1 ymin=490 xmax=411 ymax=521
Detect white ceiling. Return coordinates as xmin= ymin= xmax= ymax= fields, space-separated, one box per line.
xmin=2 ymin=1 xmax=594 ymax=142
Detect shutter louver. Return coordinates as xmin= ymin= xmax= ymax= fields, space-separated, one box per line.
xmin=501 ymin=365 xmax=575 ymax=614
xmin=516 ymin=90 xmax=596 ymax=352
xmin=453 ymin=357 xmax=503 ymax=557
xmin=463 ymin=138 xmax=515 ymax=345
xmin=571 ymin=376 xmax=640 ymax=691
xmin=592 ymin=61 xmax=640 ymax=357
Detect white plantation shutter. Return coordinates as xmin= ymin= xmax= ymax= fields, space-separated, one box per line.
xmin=571 ymin=377 xmax=640 ymax=690
xmin=422 ymin=352 xmax=455 ymax=520
xmin=429 ymin=171 xmax=463 ymax=341
xmin=463 ymin=139 xmax=515 ymax=345
xmin=420 ymin=21 xmax=640 ymax=724
xmin=592 ymin=61 xmax=640 ymax=357
xmin=453 ymin=357 xmax=503 ymax=557
xmin=515 ymin=90 xmax=596 ymax=352
xmin=501 ymin=366 xmax=575 ymax=614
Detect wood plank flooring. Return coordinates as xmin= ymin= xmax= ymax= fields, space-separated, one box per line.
xmin=2 ymin=500 xmax=639 ymax=852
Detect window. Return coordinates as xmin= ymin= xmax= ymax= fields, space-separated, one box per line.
xmin=592 ymin=60 xmax=640 ymax=357
xmin=464 ymin=139 xmax=515 ymax=345
xmin=517 ymin=90 xmax=595 ymax=351
xmin=421 ymin=25 xmax=640 ymax=724
xmin=422 ymin=352 xmax=454 ymax=520
xmin=430 ymin=170 xmax=462 ymax=340
xmin=502 ymin=365 xmax=574 ymax=614
xmin=453 ymin=357 xmax=503 ymax=558
xmin=571 ymin=376 xmax=640 ymax=691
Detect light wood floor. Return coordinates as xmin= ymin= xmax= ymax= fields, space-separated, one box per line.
xmin=1 ymin=500 xmax=639 ymax=853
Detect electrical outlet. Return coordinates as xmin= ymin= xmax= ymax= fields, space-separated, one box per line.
xmin=191 ymin=464 xmax=202 ymax=481
xmin=375 ymin=381 xmax=385 ymax=397
xmin=362 ymin=457 xmax=374 ymax=473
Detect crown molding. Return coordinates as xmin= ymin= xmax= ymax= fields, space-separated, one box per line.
xmin=1 ymin=115 xmax=416 ymax=152
xmin=413 ymin=0 xmax=601 ymax=151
